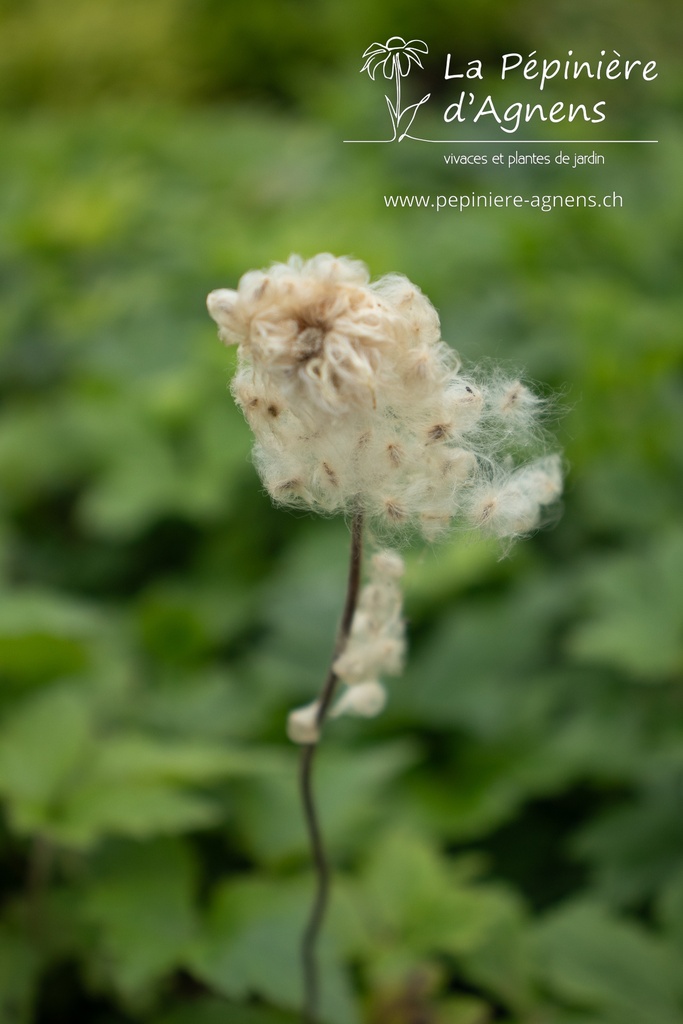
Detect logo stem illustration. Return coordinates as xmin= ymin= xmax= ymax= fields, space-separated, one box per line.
xmin=361 ymin=36 xmax=430 ymax=142
xmin=393 ymin=53 xmax=402 ymax=134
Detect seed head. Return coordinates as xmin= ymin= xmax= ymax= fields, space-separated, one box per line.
xmin=207 ymin=254 xmax=563 ymax=542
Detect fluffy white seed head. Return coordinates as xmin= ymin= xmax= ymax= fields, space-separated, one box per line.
xmin=207 ymin=254 xmax=563 ymax=542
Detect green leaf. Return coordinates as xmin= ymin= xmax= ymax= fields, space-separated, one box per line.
xmin=573 ymin=786 xmax=683 ymax=907
xmin=153 ymin=999 xmax=300 ymax=1024
xmin=357 ymin=829 xmax=524 ymax=990
xmin=136 ymin=590 xmax=211 ymax=665
xmin=0 ymin=923 xmax=41 ymax=1024
xmin=234 ymin=740 xmax=416 ymax=865
xmin=92 ymin=732 xmax=279 ymax=784
xmin=392 ymin=574 xmax=572 ymax=736
xmin=0 ymin=588 xmax=102 ymax=638
xmin=77 ymin=427 xmax=186 ymax=538
xmin=532 ymin=1011 xmax=611 ymax=1024
xmin=567 ymin=531 xmax=683 ymax=680
xmin=0 ymin=633 xmax=87 ymax=688
xmin=437 ymin=997 xmax=494 ymax=1024
xmin=0 ymin=693 xmax=261 ymax=846
xmin=533 ymin=901 xmax=683 ymax=1024
xmin=402 ymin=535 xmax=500 ymax=616
xmin=0 ymin=687 xmax=93 ymax=828
xmin=138 ymin=669 xmax=267 ymax=741
xmin=457 ymin=890 xmax=533 ymax=1013
xmin=255 ymin=522 xmax=357 ymax=695
xmin=49 ymin=779 xmax=220 ymax=849
xmin=82 ymin=837 xmax=199 ymax=1000
xmin=188 ymin=876 xmax=359 ymax=1024
xmin=657 ymin=865 xmax=683 ymax=953
xmin=0 ymin=587 xmax=101 ymax=685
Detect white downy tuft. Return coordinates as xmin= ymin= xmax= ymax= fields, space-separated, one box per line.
xmin=208 ymin=253 xmax=563 ymax=541
xmin=287 ymin=700 xmax=322 ymax=745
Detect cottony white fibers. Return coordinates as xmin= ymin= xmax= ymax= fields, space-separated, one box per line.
xmin=208 ymin=254 xmax=563 ymax=736
xmin=287 ymin=699 xmax=322 ymax=745
xmin=330 ymin=681 xmax=387 ymax=719
xmin=333 ymin=549 xmax=406 ymax=690
xmin=207 ymin=253 xmax=562 ymax=542
xmin=287 ymin=550 xmax=405 ymax=734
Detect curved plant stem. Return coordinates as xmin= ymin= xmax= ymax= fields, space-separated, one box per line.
xmin=300 ymin=510 xmax=364 ymax=1023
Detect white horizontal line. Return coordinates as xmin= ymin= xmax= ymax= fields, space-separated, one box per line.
xmin=344 ymin=139 xmax=658 ymax=144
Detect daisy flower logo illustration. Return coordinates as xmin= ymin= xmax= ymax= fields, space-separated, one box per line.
xmin=361 ymin=36 xmax=431 ymax=141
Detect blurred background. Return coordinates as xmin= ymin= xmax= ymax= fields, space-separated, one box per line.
xmin=0 ymin=1 xmax=682 ymax=1022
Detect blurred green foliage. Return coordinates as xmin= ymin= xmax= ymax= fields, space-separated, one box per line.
xmin=1 ymin=0 xmax=682 ymax=1021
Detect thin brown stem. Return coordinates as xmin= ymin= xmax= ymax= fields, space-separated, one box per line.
xmin=299 ymin=510 xmax=364 ymax=1023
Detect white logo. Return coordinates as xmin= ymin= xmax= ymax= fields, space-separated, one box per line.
xmin=358 ymin=37 xmax=431 ymax=142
